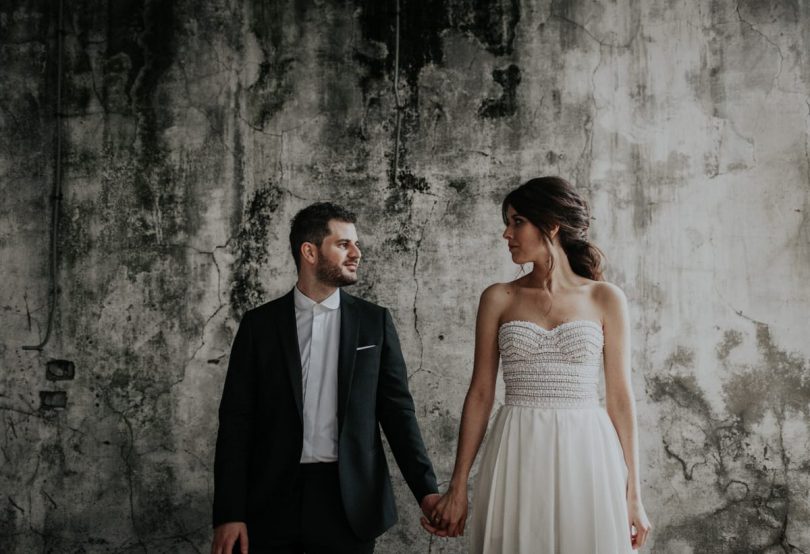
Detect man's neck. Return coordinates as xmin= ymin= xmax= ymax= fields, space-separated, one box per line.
xmin=296 ymin=277 xmax=338 ymax=304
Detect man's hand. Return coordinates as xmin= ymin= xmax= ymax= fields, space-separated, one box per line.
xmin=211 ymin=521 xmax=248 ymax=554
xmin=419 ymin=492 xmax=455 ymax=537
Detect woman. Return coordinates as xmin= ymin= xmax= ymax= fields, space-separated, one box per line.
xmin=423 ymin=177 xmax=651 ymax=552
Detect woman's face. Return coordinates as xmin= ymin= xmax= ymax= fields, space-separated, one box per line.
xmin=502 ymin=205 xmax=549 ymax=265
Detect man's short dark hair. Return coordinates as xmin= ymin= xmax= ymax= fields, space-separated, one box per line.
xmin=289 ymin=202 xmax=357 ymax=270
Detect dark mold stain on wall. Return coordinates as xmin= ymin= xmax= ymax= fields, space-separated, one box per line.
xmin=356 ymin=0 xmax=522 ymax=255
xmin=479 ymin=64 xmax=521 ymax=118
xmin=450 ymin=0 xmax=520 ymax=56
xmin=356 ymin=0 xmax=521 ymax=113
xmin=396 ymin=171 xmax=431 ymax=194
xmin=716 ymin=328 xmax=743 ymax=360
xmin=104 ymin=1 xmax=149 ymax=114
xmin=358 ymin=0 xmax=449 ymax=88
xmin=357 ymin=0 xmax=452 ymax=203
xmin=0 ymin=505 xmax=19 ymax=553
xmin=128 ymin=1 xmax=190 ymax=246
xmin=724 ymin=324 xmax=810 ymax=422
xmin=0 ymin=0 xmax=52 ymax=187
xmin=649 ymin=323 xmax=810 ymax=552
xmin=134 ymin=7 xmax=175 ymax=155
xmin=57 ymin=0 xmax=200 ymax=271
xmin=229 ymin=184 xmax=283 ymax=319
xmin=245 ymin=0 xmax=306 ymax=129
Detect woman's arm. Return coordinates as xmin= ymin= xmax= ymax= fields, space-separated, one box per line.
xmin=424 ymin=284 xmax=505 ymax=537
xmin=597 ymin=282 xmax=651 ymax=549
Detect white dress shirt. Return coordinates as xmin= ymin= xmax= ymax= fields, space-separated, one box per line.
xmin=293 ymin=286 xmax=341 ymax=463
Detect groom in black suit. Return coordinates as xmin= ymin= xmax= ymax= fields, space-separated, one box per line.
xmin=211 ymin=202 xmax=440 ymax=553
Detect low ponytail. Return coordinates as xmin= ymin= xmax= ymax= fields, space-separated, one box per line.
xmin=562 ymin=238 xmax=604 ymax=281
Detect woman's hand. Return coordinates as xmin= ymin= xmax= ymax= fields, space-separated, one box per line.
xmin=420 ymin=485 xmax=468 ymax=538
xmin=628 ymin=497 xmax=652 ymax=550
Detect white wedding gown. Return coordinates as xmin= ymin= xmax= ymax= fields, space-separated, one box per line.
xmin=469 ymin=320 xmax=633 ymax=554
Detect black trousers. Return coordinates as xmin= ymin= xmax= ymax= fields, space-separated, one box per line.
xmin=239 ymin=462 xmax=375 ymax=554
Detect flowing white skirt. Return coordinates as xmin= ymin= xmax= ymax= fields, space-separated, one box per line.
xmin=469 ymin=405 xmax=633 ymax=554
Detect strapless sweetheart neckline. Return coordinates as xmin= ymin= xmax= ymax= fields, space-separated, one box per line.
xmin=498 ymin=319 xmax=603 ymax=335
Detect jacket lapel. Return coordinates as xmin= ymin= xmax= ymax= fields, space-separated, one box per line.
xmin=337 ymin=290 xmax=359 ymax=433
xmin=278 ymin=290 xmax=304 ymax=423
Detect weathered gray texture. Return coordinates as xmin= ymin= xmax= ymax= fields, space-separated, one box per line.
xmin=1 ymin=0 xmax=809 ymax=551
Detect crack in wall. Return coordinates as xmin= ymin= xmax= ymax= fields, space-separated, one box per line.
xmin=184 ymin=239 xmax=235 ymax=370
xmin=549 ymin=5 xmax=641 ymax=194
xmin=103 ymin=398 xmax=147 ymax=554
xmin=549 ymin=8 xmax=641 ymax=49
xmin=735 ymin=1 xmax=784 ymax=96
xmin=662 ymin=438 xmax=700 ymax=481
xmin=408 ymin=197 xmax=442 ymax=380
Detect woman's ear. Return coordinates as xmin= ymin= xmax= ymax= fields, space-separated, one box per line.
xmin=549 ymin=224 xmax=560 ymax=241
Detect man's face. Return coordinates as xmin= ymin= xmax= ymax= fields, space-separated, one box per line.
xmin=315 ymin=220 xmax=362 ymax=287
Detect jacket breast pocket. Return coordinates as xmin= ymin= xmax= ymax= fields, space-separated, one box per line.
xmin=355 ymin=338 xmax=380 ymax=361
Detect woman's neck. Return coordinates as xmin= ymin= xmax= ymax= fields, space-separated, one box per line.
xmin=525 ymin=248 xmax=578 ymax=292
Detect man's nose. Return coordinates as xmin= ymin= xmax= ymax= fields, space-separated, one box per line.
xmin=350 ymin=244 xmax=361 ymax=259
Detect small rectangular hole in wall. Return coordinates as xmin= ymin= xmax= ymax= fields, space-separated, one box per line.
xmin=46 ymin=359 xmax=75 ymax=381
xmin=39 ymin=391 xmax=67 ymax=409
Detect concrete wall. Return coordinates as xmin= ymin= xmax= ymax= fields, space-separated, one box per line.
xmin=1 ymin=0 xmax=809 ymax=551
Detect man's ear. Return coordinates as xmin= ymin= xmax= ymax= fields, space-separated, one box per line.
xmin=300 ymin=242 xmax=318 ymax=266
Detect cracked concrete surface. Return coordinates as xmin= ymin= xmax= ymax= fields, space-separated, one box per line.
xmin=1 ymin=0 xmax=810 ymax=552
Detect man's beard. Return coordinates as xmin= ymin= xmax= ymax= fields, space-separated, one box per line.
xmin=316 ymin=257 xmax=358 ymax=287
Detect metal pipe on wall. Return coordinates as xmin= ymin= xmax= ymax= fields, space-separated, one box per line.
xmin=23 ymin=0 xmax=65 ymax=351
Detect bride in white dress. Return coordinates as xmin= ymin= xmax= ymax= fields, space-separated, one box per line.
xmin=421 ymin=177 xmax=652 ymax=552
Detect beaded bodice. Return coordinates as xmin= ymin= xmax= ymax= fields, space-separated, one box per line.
xmin=498 ymin=320 xmax=604 ymax=409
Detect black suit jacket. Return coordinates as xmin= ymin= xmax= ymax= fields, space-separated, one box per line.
xmin=213 ymin=288 xmax=438 ymax=541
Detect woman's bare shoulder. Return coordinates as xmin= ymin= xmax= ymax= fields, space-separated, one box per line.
xmin=590 ymin=281 xmax=629 ymax=317
xmin=479 ymin=282 xmax=517 ymax=311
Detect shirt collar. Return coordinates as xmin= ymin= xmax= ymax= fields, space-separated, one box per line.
xmin=294 ymin=286 xmax=341 ymax=311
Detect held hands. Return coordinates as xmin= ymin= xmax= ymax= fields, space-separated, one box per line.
xmin=628 ymin=497 xmax=652 ymax=550
xmin=211 ymin=521 xmax=248 ymax=554
xmin=420 ymin=486 xmax=468 ymax=538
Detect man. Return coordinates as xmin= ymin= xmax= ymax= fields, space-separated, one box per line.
xmin=211 ymin=202 xmax=440 ymax=553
